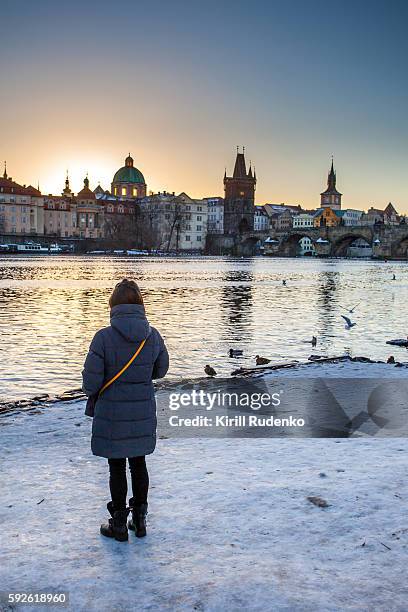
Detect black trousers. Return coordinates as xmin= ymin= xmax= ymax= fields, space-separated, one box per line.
xmin=108 ymin=456 xmax=149 ymax=511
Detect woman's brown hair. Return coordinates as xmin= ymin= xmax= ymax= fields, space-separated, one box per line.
xmin=109 ymin=279 xmax=144 ymax=308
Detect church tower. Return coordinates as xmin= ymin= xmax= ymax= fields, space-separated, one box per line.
xmin=223 ymin=148 xmax=256 ymax=235
xmin=320 ymin=158 xmax=342 ymax=210
xmin=62 ymin=172 xmax=73 ymax=198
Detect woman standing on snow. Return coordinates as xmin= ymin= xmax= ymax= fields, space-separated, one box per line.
xmin=82 ymin=279 xmax=169 ymax=542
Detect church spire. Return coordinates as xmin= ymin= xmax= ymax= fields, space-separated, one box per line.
xmin=328 ymin=156 xmax=336 ymax=190
xmin=233 ymin=147 xmax=247 ymax=178
xmin=320 ymin=156 xmax=342 ymax=209
xmin=3 ymin=161 xmax=7 ymax=179
xmin=62 ymin=170 xmax=72 ymax=196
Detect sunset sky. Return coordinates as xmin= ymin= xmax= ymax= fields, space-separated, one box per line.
xmin=1 ymin=0 xmax=407 ymax=211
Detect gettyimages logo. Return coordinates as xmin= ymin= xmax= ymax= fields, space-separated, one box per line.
xmin=167 ymin=388 xmax=305 ymax=429
xmin=168 ymin=389 xmax=284 ymax=411
xmin=160 ymin=377 xmax=408 ymax=438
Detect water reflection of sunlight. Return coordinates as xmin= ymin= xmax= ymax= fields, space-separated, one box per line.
xmin=0 ymin=256 xmax=408 ymax=400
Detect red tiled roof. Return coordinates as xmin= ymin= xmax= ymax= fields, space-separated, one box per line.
xmin=0 ymin=177 xmax=32 ymax=195
xmin=77 ymin=187 xmax=96 ymax=200
xmin=25 ymin=185 xmax=42 ymax=196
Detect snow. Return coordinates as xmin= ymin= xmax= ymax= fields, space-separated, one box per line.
xmin=262 ymin=359 xmax=408 ymax=379
xmin=1 ymin=366 xmax=408 ymax=611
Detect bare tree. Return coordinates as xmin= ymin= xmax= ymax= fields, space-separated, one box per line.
xmin=138 ymin=207 xmax=163 ymax=251
xmin=166 ymin=202 xmax=188 ymax=252
xmin=103 ymin=207 xmax=140 ymax=249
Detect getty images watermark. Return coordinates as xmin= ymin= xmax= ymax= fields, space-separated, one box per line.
xmin=161 ymin=377 xmax=408 ymax=438
xmin=167 ymin=389 xmax=305 ymax=429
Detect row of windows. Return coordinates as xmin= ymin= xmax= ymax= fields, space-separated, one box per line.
xmin=113 ymin=186 xmax=139 ymax=197
xmin=0 ymin=196 xmax=28 ymax=202
xmin=184 ymin=235 xmax=202 ymax=242
xmin=47 ymin=204 xmax=68 ymax=210
xmin=0 ymin=205 xmax=34 ymax=213
xmin=107 ymin=206 xmax=125 ymax=213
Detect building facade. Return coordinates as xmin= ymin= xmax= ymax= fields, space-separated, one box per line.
xmin=275 ymin=209 xmax=294 ymax=231
xmin=43 ymin=196 xmax=76 ymax=238
xmin=341 ymin=209 xmax=363 ymax=226
xmin=293 ymin=213 xmax=315 ymax=229
xmin=0 ymin=166 xmax=44 ymax=236
xmin=139 ymin=192 xmax=208 ymax=251
xmin=361 ymin=203 xmax=400 ymax=226
xmin=254 ymin=205 xmax=269 ymax=231
xmin=75 ymin=176 xmax=104 ymax=239
xmin=44 ymin=176 xmax=104 ymax=239
xmin=298 ymin=236 xmax=316 ymax=256
xmin=206 ymin=197 xmax=224 ymax=234
xmin=313 ymin=207 xmax=341 ymax=227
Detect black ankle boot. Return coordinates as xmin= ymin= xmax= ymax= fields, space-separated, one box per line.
xmin=100 ymin=502 xmax=129 ymax=542
xmin=128 ymin=499 xmax=148 ymax=537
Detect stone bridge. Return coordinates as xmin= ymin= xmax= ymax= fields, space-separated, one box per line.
xmin=261 ymin=225 xmax=408 ymax=258
xmin=206 ymin=225 xmax=408 ymax=257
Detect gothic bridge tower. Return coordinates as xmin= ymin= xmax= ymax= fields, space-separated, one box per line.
xmin=223 ymin=148 xmax=256 ymax=235
xmin=320 ymin=158 xmax=342 ymax=210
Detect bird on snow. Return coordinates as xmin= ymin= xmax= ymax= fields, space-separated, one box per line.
xmin=341 ymin=315 xmax=357 ymax=329
xmin=204 ymin=365 xmax=217 ymax=377
xmin=311 ymin=336 xmax=317 ymax=347
xmin=392 ymin=274 xmax=396 ymax=280
xmin=340 ymin=302 xmax=360 ymax=314
xmin=229 ymin=348 xmax=243 ymax=357
xmin=282 ymin=280 xmax=287 ymax=286
xmin=256 ymin=355 xmax=271 ymax=365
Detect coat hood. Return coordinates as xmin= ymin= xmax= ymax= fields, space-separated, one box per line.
xmin=110 ymin=304 xmax=151 ymax=343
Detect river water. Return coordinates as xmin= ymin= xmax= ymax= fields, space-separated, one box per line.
xmin=0 ymin=255 xmax=406 ymax=401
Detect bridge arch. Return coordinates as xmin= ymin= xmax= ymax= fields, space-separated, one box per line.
xmin=331 ymin=230 xmax=373 ymax=257
xmin=279 ymin=231 xmax=320 ymax=257
xmin=392 ymin=233 xmax=408 ymax=258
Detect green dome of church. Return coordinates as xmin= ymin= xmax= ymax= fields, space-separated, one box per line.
xmin=112 ymin=154 xmax=145 ymax=184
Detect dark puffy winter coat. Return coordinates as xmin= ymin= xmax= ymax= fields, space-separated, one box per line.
xmin=82 ymin=303 xmax=169 ymax=459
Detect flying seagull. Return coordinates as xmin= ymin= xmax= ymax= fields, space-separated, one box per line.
xmin=341 ymin=315 xmax=357 ymax=329
xmin=340 ymin=302 xmax=360 ymax=314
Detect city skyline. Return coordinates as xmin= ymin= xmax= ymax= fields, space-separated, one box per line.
xmin=1 ymin=0 xmax=407 ymax=211
xmin=0 ymin=153 xmax=401 ymax=214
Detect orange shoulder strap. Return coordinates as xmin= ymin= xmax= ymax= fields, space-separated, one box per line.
xmin=98 ymin=338 xmax=147 ymax=397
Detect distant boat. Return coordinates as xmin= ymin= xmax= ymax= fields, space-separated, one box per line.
xmin=14 ymin=242 xmax=66 ymax=254
xmin=16 ymin=242 xmax=48 ymax=253
xmin=126 ymin=249 xmax=150 ymax=256
xmin=49 ymin=243 xmax=64 ymax=253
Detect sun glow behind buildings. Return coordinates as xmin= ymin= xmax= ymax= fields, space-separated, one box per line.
xmin=41 ymin=158 xmax=116 ymax=196
xmin=1 ymin=1 xmax=407 ymax=210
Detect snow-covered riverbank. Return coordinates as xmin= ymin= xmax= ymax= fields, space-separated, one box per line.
xmin=1 ymin=370 xmax=408 ymax=611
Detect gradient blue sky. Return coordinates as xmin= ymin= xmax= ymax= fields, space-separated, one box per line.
xmin=1 ymin=0 xmax=407 ymax=210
